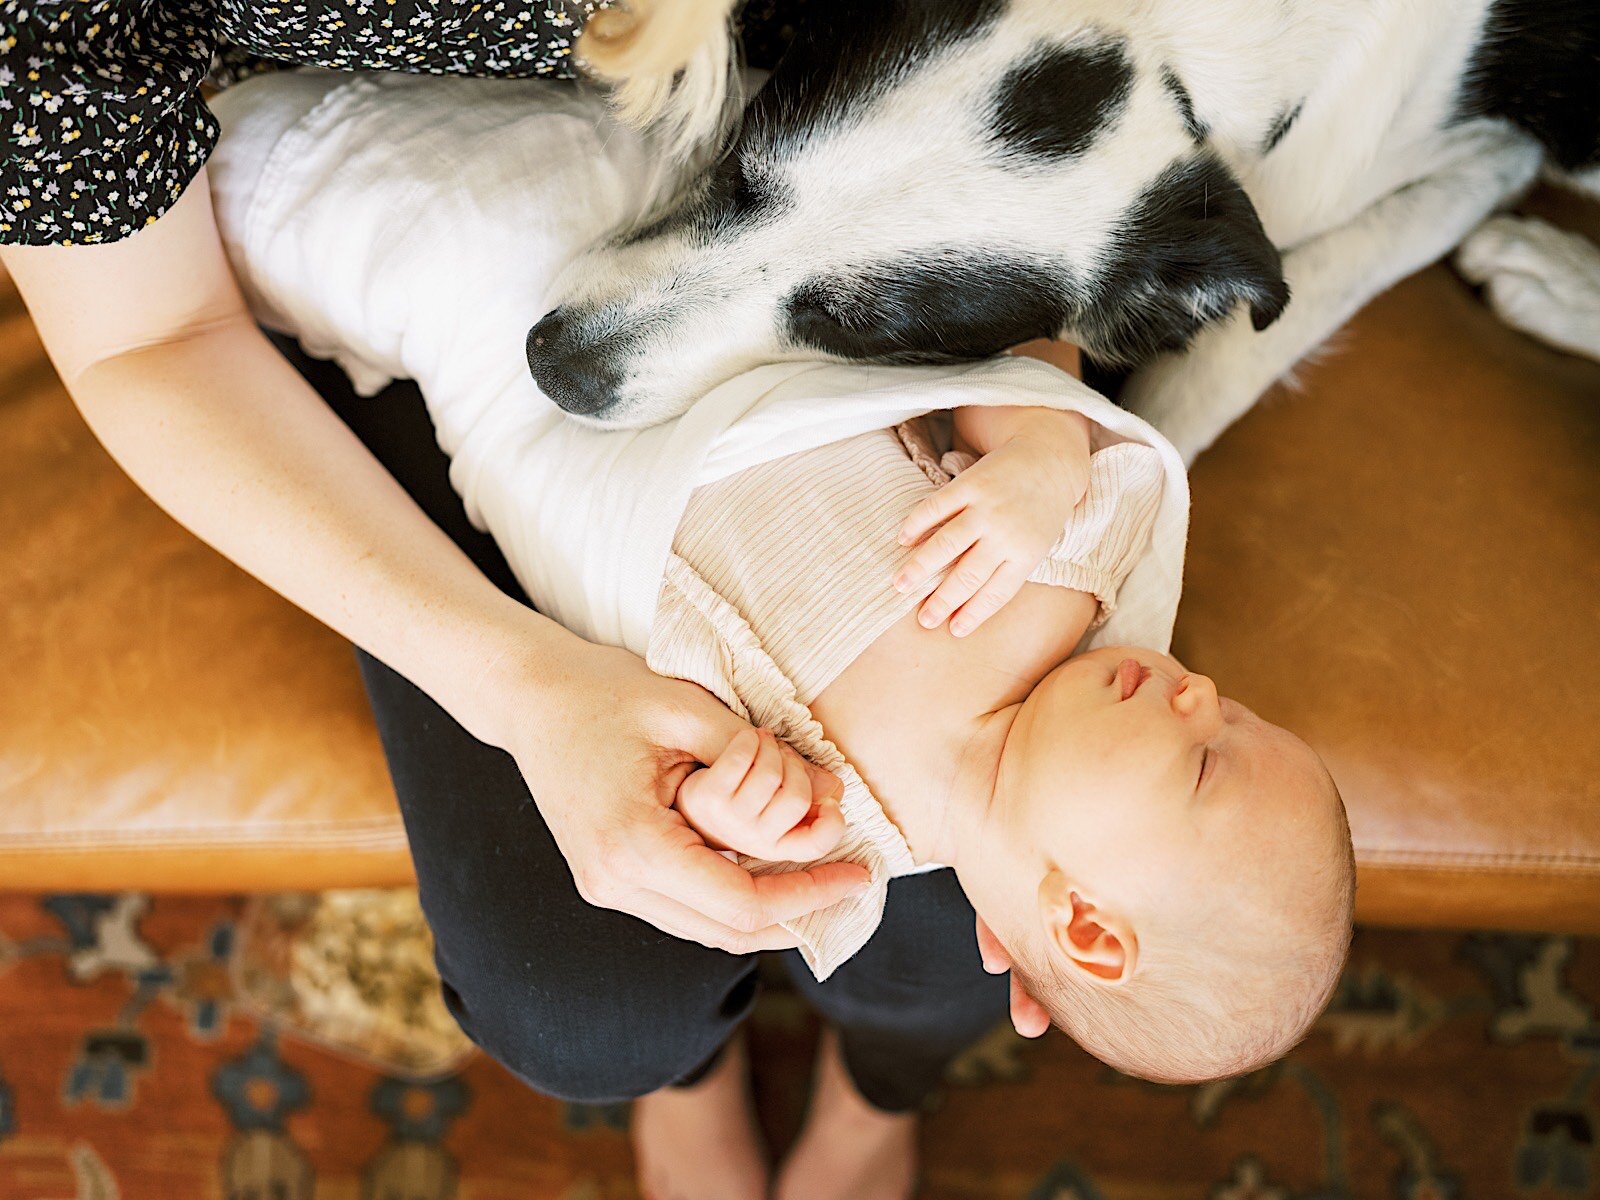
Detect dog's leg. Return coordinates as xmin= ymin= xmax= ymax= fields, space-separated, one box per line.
xmin=1121 ymin=132 xmax=1543 ymax=462
xmin=1455 ymin=214 xmax=1600 ymax=363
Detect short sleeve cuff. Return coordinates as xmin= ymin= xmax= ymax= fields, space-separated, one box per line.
xmin=2 ymin=94 xmax=219 ymax=246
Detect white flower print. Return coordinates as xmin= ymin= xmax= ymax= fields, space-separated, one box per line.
xmin=2 ymin=0 xmax=815 ymax=246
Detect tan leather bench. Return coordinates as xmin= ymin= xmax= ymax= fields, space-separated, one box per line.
xmin=3 ymin=194 xmax=1597 ymax=930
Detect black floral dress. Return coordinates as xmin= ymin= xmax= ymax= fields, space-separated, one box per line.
xmin=0 ymin=0 xmax=801 ymax=246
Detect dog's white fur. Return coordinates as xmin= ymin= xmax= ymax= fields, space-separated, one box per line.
xmin=1124 ymin=124 xmax=1543 ymax=456
xmin=1456 ymin=205 xmax=1600 ymax=363
xmin=553 ymin=0 xmax=1592 ymax=459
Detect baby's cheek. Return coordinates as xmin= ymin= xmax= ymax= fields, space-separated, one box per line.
xmin=1094 ymin=784 xmax=1196 ymax=870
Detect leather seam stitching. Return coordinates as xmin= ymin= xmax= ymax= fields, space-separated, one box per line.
xmin=1359 ymin=847 xmax=1600 ymax=865
xmin=0 ymin=827 xmax=406 ymax=850
xmin=1358 ymin=856 xmax=1600 ymax=874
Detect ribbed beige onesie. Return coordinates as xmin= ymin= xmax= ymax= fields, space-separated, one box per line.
xmin=645 ymin=416 xmax=1165 ymax=978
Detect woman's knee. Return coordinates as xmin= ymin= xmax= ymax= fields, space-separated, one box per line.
xmin=434 ymin=943 xmax=758 ymax=1105
xmin=454 ymin=991 xmax=715 ymax=1101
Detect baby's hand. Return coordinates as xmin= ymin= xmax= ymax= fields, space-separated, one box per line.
xmin=676 ymin=728 xmax=847 ymax=862
xmin=894 ymin=414 xmax=1090 ymax=636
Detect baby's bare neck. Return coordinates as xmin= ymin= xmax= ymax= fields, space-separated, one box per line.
xmin=808 ymin=583 xmax=1098 ymax=864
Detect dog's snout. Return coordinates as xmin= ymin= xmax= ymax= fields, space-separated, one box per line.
xmin=527 ymin=307 xmax=623 ymax=417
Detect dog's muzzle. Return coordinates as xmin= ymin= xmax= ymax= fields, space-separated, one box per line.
xmin=526 ymin=306 xmax=625 ymax=417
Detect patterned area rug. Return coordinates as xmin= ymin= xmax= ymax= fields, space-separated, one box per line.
xmin=0 ymin=893 xmax=1596 ymax=1200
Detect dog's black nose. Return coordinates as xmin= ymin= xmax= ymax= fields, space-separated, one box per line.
xmin=526 ymin=307 xmax=623 ymax=416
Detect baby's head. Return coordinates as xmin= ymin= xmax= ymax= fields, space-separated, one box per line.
xmin=960 ymin=645 xmax=1354 ymax=1084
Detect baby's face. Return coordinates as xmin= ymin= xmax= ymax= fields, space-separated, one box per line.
xmin=988 ymin=645 xmax=1342 ymax=935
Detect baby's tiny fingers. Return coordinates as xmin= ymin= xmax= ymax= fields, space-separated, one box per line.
xmin=758 ymin=748 xmax=814 ymax=835
xmin=898 ymin=486 xmax=966 ymax=548
xmin=673 ymin=774 xmax=737 ymax=850
xmin=948 ymin=561 xmax=1030 ymax=637
xmin=918 ymin=544 xmax=1003 ymax=630
xmin=696 ymin=727 xmax=761 ymax=796
xmin=894 ymin=512 xmax=982 ymax=594
xmin=759 ymin=790 xmax=814 ymax=852
xmin=774 ymin=798 xmax=846 ymax=860
xmin=801 ymin=758 xmax=844 ymax=805
xmin=732 ymin=730 xmax=785 ymax=810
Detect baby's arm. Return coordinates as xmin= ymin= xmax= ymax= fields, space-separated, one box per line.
xmin=894 ymin=345 xmax=1094 ymax=636
xmin=676 ymin=728 xmax=847 ymax=862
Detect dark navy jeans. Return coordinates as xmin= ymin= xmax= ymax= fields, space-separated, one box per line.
xmin=280 ymin=339 xmax=1007 ymax=1110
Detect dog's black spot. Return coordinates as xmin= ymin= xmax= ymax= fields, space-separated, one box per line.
xmin=780 ymin=154 xmax=1286 ymax=370
xmin=1454 ymin=0 xmax=1599 ymax=171
xmin=1066 ymin=155 xmax=1290 ymax=365
xmin=746 ymin=0 xmax=1006 ymax=150
xmin=990 ymin=40 xmax=1134 ymax=161
xmin=783 ymin=254 xmax=1067 ymax=363
xmin=1261 ymin=102 xmax=1303 ymax=155
xmin=1161 ymin=65 xmax=1207 ymax=141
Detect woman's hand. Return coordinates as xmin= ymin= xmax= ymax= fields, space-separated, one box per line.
xmin=975 ymin=914 xmax=1051 ymax=1038
xmin=893 ymin=407 xmax=1092 ymax=637
xmin=493 ymin=634 xmax=868 ymax=954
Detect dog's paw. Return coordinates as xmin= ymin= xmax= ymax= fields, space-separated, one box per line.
xmin=1455 ymin=216 xmax=1600 ymax=361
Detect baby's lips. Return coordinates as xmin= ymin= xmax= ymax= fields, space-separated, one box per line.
xmin=1115 ymin=656 xmax=1151 ymax=701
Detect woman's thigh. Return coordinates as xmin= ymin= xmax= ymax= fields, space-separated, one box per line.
xmin=360 ymin=653 xmax=758 ymax=1102
xmin=792 ymin=868 xmax=1005 ymax=1022
xmin=278 ymin=340 xmax=758 ymax=1102
xmin=782 ymin=868 xmax=1008 ymax=1110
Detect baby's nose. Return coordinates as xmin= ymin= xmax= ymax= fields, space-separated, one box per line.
xmin=1172 ymin=672 xmax=1221 ymax=724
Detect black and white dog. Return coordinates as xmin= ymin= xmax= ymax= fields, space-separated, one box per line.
xmin=528 ymin=0 xmax=1599 ymax=459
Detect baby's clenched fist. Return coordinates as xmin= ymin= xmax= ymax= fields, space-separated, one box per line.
xmin=676 ymin=728 xmax=846 ymax=862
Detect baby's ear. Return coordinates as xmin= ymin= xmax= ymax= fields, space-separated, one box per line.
xmin=1040 ymin=871 xmax=1139 ymax=985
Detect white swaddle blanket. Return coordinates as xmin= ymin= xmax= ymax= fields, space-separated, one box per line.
xmin=207 ymin=70 xmax=1189 ymax=665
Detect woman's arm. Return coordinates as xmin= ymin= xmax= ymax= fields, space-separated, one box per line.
xmin=3 ymin=174 xmax=864 ymax=948
xmin=7 ymin=178 xmax=555 ymax=746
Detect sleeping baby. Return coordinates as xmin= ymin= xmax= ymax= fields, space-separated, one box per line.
xmin=658 ymin=343 xmax=1354 ymax=1084
xmin=207 ymin=70 xmax=1354 ymax=1083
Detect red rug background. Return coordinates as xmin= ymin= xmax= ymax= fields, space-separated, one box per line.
xmin=1 ymin=892 xmax=1595 ymax=1199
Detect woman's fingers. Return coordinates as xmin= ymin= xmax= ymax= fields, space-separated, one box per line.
xmin=1010 ymin=971 xmax=1051 ymax=1038
xmin=638 ymin=889 xmax=805 ymax=955
xmin=651 ymin=843 xmax=870 ymax=935
xmin=976 ymin=914 xmax=1051 ymax=1037
xmin=975 ymin=914 xmax=1011 ymax=973
xmin=893 ymin=510 xmax=982 ymax=595
xmin=917 ymin=543 xmax=1004 ymax=630
xmin=948 ymin=560 xmax=1030 ymax=637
